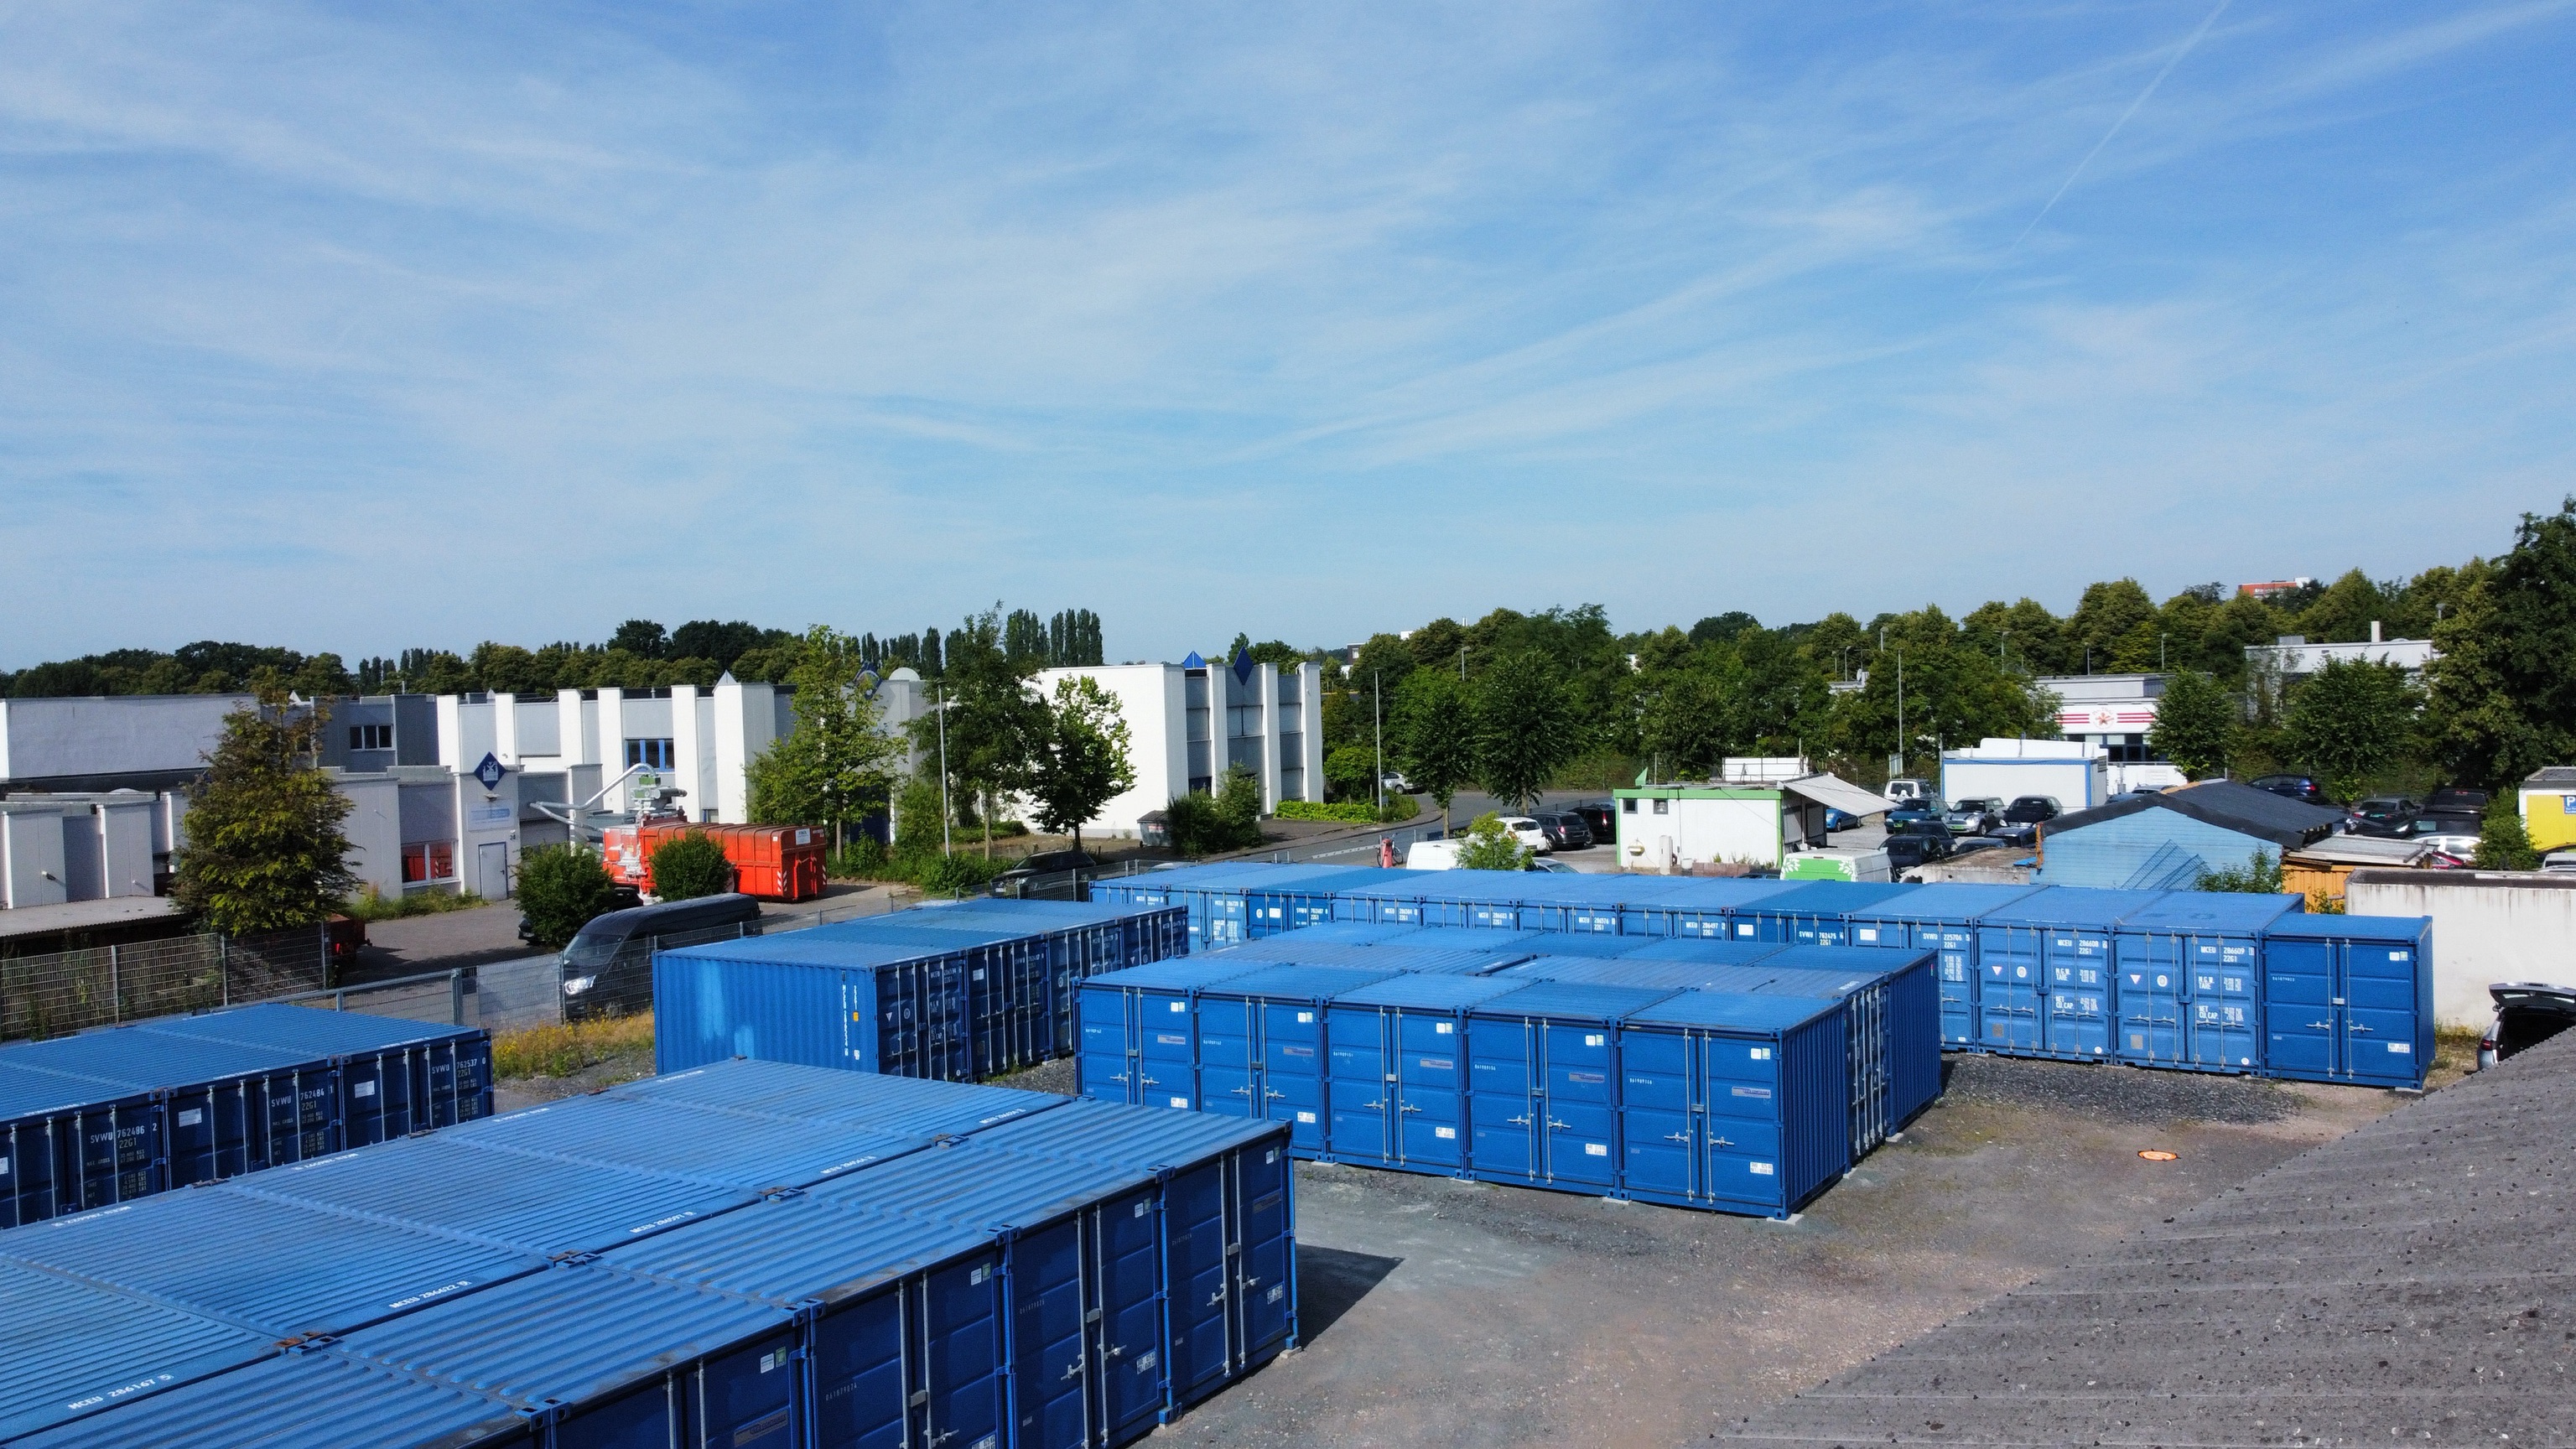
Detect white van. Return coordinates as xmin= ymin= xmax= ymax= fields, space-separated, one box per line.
xmin=1883 ymin=777 xmax=1935 ymax=804
xmin=1405 ymin=839 xmax=1461 ymax=870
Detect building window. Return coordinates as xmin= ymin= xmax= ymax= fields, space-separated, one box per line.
xmin=350 ymin=724 xmax=393 ymax=751
xmin=626 ymin=738 xmax=678 ymax=771
xmin=1623 ymin=798 xmax=1638 ymax=813
xmin=401 ymin=841 xmax=455 ymax=884
xmin=1653 ymin=798 xmax=1670 ymax=815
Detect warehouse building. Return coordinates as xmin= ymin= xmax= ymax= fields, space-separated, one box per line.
xmin=1030 ymin=653 xmax=1325 ymax=838
xmin=2034 ymin=779 xmax=2343 ymax=889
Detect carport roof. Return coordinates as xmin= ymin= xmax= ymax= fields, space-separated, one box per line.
xmin=1720 ymin=1034 xmax=2576 ymax=1446
xmin=2041 ymin=777 xmax=2344 ymax=849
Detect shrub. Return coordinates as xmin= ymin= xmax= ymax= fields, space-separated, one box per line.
xmin=1379 ymin=793 xmax=1420 ymax=823
xmin=917 ymin=851 xmax=1006 ymax=896
xmin=650 ymin=831 xmax=735 ymax=901
xmin=514 ymin=844 xmax=623 ymax=949
xmin=1275 ymin=800 xmax=1379 ymax=824
xmin=1456 ymin=812 xmax=1535 ymax=871
xmin=2475 ymin=799 xmax=2539 ymax=870
xmin=2194 ymin=849 xmax=2284 ymax=894
xmin=1165 ymin=773 xmax=1266 ymax=856
xmin=1214 ymin=766 xmax=1263 ymax=842
xmin=340 ymin=885 xmax=486 ymax=922
xmin=828 ymin=836 xmax=891 ymax=880
xmin=493 ymin=1013 xmax=655 ymax=1079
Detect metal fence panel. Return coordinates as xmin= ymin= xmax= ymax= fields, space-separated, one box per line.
xmin=2 ymin=929 xmax=327 ymax=1045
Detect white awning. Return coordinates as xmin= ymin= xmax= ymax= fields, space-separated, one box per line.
xmin=1780 ymin=773 xmax=1892 ymax=818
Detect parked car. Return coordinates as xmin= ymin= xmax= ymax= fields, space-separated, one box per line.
xmin=1943 ymin=797 xmax=2003 ymax=835
xmin=1494 ymin=816 xmax=1553 ymax=854
xmin=1883 ymin=777 xmax=1935 ymax=804
xmin=2107 ymin=787 xmax=2168 ymax=804
xmin=2475 ymin=982 xmax=2576 ymax=1069
xmin=1883 ymin=828 xmax=1954 ymax=870
xmin=989 ymin=849 xmax=1096 ymax=896
xmin=2250 ymin=773 xmax=2329 ymax=804
xmin=2342 ymin=795 xmax=2420 ymax=838
xmin=1824 ymin=807 xmax=1862 ymax=832
xmin=1569 ymin=801 xmax=1617 ymax=843
xmin=1405 ymin=839 xmax=1460 ymax=870
xmin=2405 ymin=813 xmax=2482 ymax=858
xmin=1886 ymin=798 xmax=1946 ymax=833
xmin=2426 ymin=786 xmax=2491 ymax=815
xmin=1992 ymin=795 xmax=2060 ymax=847
xmin=1525 ymin=857 xmax=1580 ymax=873
xmin=1379 ymin=771 xmax=1415 ymax=794
xmin=558 ymin=892 xmax=761 ymax=1021
xmin=1949 ymin=835 xmax=2009 ymax=854
xmin=1535 ymin=812 xmax=1593 ymax=850
xmin=2543 ymin=850 xmax=2576 ymax=874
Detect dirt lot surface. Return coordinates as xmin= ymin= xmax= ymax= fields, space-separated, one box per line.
xmin=1135 ymin=1055 xmax=2429 ymax=1449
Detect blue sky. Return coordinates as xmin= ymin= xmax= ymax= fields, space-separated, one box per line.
xmin=5 ymin=2 xmax=2573 ymax=667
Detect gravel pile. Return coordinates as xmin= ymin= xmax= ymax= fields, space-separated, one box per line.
xmin=1939 ymin=1052 xmax=2298 ymax=1126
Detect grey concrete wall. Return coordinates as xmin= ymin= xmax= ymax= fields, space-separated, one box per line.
xmin=2347 ymin=870 xmax=2576 ymax=1026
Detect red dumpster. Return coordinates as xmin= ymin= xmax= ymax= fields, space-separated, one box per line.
xmin=600 ymin=822 xmax=828 ymax=902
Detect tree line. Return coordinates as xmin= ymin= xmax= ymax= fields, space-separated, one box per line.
xmin=2 ymin=605 xmax=1109 ymax=699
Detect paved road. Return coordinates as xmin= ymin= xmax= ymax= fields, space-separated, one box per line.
xmin=345 ymin=881 xmax=906 ymax=984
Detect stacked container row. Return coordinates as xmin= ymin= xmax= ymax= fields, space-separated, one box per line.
xmin=653 ymin=897 xmax=1189 ymax=1082
xmin=1110 ymin=865 xmax=2438 ymax=1089
xmin=1078 ymin=942 xmax=1940 ymax=1218
xmin=0 ymin=1003 xmax=490 ymax=1229
xmin=4 ymin=1057 xmax=1295 ymax=1449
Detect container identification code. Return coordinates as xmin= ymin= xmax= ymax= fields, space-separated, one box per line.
xmin=1435 ymin=1126 xmax=1455 ymax=1139
xmin=1167 ymin=1001 xmax=1187 ymax=1013
xmin=1732 ymin=1086 xmax=1773 ymax=1099
xmin=1584 ymin=1033 xmax=1605 ymax=1047
xmin=178 ymin=1109 xmax=202 ymax=1127
xmin=1296 ymin=1012 xmax=1315 ymax=1024
xmin=354 ymin=1081 xmax=375 ymax=1098
xmin=1435 ymin=1022 xmax=1453 ymax=1034
xmin=1585 ymin=1142 xmax=1608 ymax=1156
xmin=1169 ymin=1097 xmax=1191 ymax=1109
xmin=1749 ymin=1161 xmax=1774 ymax=1176
xmin=1296 ymin=1111 xmax=1317 ymax=1123
xmin=1748 ymin=1047 xmax=1772 ymax=1060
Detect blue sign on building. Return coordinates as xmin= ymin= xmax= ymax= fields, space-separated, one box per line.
xmin=472 ymin=752 xmax=507 ymax=790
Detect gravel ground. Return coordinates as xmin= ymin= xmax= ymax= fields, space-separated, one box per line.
xmin=1935 ymin=1052 xmax=2301 ymax=1126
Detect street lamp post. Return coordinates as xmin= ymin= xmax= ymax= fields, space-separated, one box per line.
xmin=1372 ymin=672 xmax=1384 ymax=813
xmin=932 ymin=685 xmax=953 ymax=857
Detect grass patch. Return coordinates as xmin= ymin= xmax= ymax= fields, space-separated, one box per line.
xmin=495 ymin=1013 xmax=656 ymax=1079
xmin=342 ymin=886 xmax=486 ymax=922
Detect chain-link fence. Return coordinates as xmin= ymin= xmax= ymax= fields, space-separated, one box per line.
xmin=1 ymin=927 xmax=330 ymax=1045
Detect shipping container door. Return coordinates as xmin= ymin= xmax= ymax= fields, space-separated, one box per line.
xmin=698 ymin=1327 xmax=802 ymax=1449
xmin=2113 ymin=932 xmax=2187 ymax=1065
xmin=1235 ymin=1143 xmax=1295 ymax=1358
xmin=1207 ymin=894 xmax=1247 ymax=946
xmin=1078 ymin=987 xmax=1137 ymax=1104
xmin=67 ymin=1102 xmax=159 ymax=1209
xmin=1465 ymin=1018 xmax=1537 ymax=1180
xmin=1540 ymin=1022 xmax=1618 ymax=1187
xmin=2343 ymin=940 xmax=2423 ymax=1086
xmin=1918 ymin=923 xmax=1979 ymax=1046
xmin=855 ymin=969 xmax=909 ymax=1077
xmin=1324 ymin=1005 xmax=1392 ymax=1166
xmin=1618 ymin=1026 xmax=1694 ymax=1202
xmin=3 ymin=1115 xmax=65 ymax=1225
xmin=1260 ymin=1000 xmax=1327 ymax=1152
xmin=2042 ymin=930 xmax=2114 ymax=1058
xmin=1197 ymin=996 xmax=1260 ymax=1120
xmin=1010 ymin=1218 xmax=1093 ymax=1449
xmin=2262 ymin=937 xmax=2337 ymax=1079
xmin=1701 ymin=1035 xmax=1788 ymax=1213
xmin=810 ymin=1282 xmax=906 ymax=1449
xmin=1096 ymin=1189 xmax=1166 ymax=1442
xmin=1976 ymin=927 xmax=2044 ymax=1051
xmin=1166 ymin=1160 xmax=1233 ymax=1400
xmin=164 ymin=1079 xmax=252 ymax=1184
xmin=2186 ymin=940 xmax=2261 ymax=1070
xmin=428 ymin=1037 xmax=491 ymax=1125
xmin=340 ymin=1048 xmax=410 ymax=1145
xmin=1135 ymin=990 xmax=1197 ymax=1111
xmin=1394 ymin=1012 xmax=1467 ymax=1170
xmin=919 ymin=1253 xmax=1008 ymax=1449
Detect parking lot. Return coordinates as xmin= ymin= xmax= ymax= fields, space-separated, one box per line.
xmin=1010 ymin=1051 xmax=2429 ymax=1449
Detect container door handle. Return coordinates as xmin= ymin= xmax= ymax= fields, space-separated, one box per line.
xmin=1363 ymin=1098 xmax=1384 ymax=1109
xmin=1708 ymin=1135 xmax=1733 ymax=1148
xmin=1265 ymin=1090 xmax=1286 ymax=1100
xmin=1664 ymin=1132 xmax=1690 ymax=1143
xmin=2306 ymin=1020 xmax=2333 ymax=1031
xmin=1545 ymin=1119 xmax=1570 ymax=1130
xmin=2349 ymin=1023 xmax=2374 ymax=1034
xmin=1230 ymin=1086 xmax=1253 ymax=1097
xmin=1140 ymin=1075 xmax=1160 ymax=1087
xmin=1400 ymin=1104 xmax=1421 ymax=1114
xmin=1061 ymin=1360 xmax=1085 ymax=1382
xmin=1208 ymin=1288 xmax=1227 ymax=1306
xmin=1507 ymin=1114 xmax=1531 ymax=1127
xmin=1104 ymin=1344 xmax=1125 ymax=1360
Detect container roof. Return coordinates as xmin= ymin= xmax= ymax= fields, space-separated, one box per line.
xmin=1755 ymin=880 xmax=1921 ymax=915
xmin=1502 ymin=958 xmax=1779 ymax=992
xmin=1619 ymin=937 xmax=1788 ymax=965
xmin=2261 ymin=912 xmax=2432 ymax=943
xmin=1981 ymin=886 xmax=2173 ymax=929
xmin=1328 ymin=972 xmax=1535 ymax=1010
xmin=1623 ymin=989 xmax=1841 ymax=1033
xmin=133 ymin=1002 xmax=483 ymax=1057
xmin=6 ymin=1347 xmax=526 ymax=1449
xmin=1081 ymin=957 xmax=1269 ymax=990
xmin=1838 ymin=881 xmax=2049 ymax=923
xmin=1472 ymin=979 xmax=1680 ymax=1021
xmin=1192 ymin=963 xmax=1400 ymax=1001
xmin=1761 ymin=944 xmax=1932 ymax=978
xmin=605 ymin=1057 xmax=1066 ymax=1137
xmin=599 ymin=1192 xmax=993 ymax=1310
xmin=2114 ymin=891 xmax=2308 ymax=933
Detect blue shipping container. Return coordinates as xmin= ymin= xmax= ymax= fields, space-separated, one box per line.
xmin=1184 ymin=964 xmax=1395 ymax=1154
xmin=1322 ymin=972 xmax=1531 ymax=1176
xmin=1975 ymin=888 xmax=2170 ymax=1057
xmin=1617 ymin=989 xmax=1852 ymax=1217
xmin=2259 ymin=913 xmax=2434 ymax=1088
xmin=2111 ymin=891 xmax=2306 ymax=1071
xmin=1077 ymin=958 xmax=1265 ymax=1109
xmin=1464 ymin=981 xmax=1680 ymax=1195
xmin=1836 ymin=884 xmax=2048 ymax=1049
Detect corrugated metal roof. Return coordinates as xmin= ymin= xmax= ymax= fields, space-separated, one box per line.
xmin=0 ymin=1028 xmax=312 ymax=1095
xmin=2044 ymin=778 xmax=2346 ymax=849
xmin=1326 ymin=972 xmax=1534 ymax=1010
xmin=1840 ymin=881 xmax=2048 ymax=922
xmin=1981 ymin=886 xmax=2171 ymax=928
xmin=605 ymin=1057 xmax=1067 ymax=1137
xmin=1192 ymin=964 xmax=1400 ymax=1000
xmin=600 ymin=1193 xmax=995 ymax=1310
xmin=1472 ymin=980 xmax=1680 ymax=1021
xmin=1779 ymin=773 xmax=1895 ymax=816
xmin=336 ymin=1265 xmax=793 ymax=1416
xmin=808 ymin=1140 xmax=1157 ymax=1233
xmin=1756 ymin=880 xmax=1920 ymax=916
xmin=136 ymin=1003 xmax=481 ymax=1057
xmin=657 ymin=932 xmax=974 ymax=969
xmin=2115 ymin=891 xmax=2308 ymax=933
xmin=1083 ymin=958 xmax=1267 ymax=990
xmin=0 ymin=1261 xmax=278 ymax=1445
xmin=1762 ymin=944 xmax=1929 ymax=977
xmin=447 ymin=1097 xmax=929 ymax=1190
xmin=0 ymin=1059 xmax=149 ymax=1118
xmin=1723 ymin=1034 xmax=2576 ymax=1446
xmin=7 ymin=1343 xmax=529 ymax=1449
xmin=1501 ymin=957 xmax=1758 ymax=991
xmin=1619 ymin=937 xmax=1788 ymax=965
xmin=2263 ymin=912 xmax=2433 ymax=943
xmin=972 ymin=1097 xmax=1286 ymax=1171
xmin=1625 ymin=989 xmax=1841 ymax=1033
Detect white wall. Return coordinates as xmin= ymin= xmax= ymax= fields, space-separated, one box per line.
xmin=711 ymin=677 xmax=777 ymax=823
xmin=1031 ymin=663 xmax=1185 ymax=837
xmin=335 ymin=772 xmax=406 ymax=897
xmin=0 ymin=694 xmax=252 ymax=784
xmin=2346 ymin=873 xmax=2576 ymax=1027
xmin=0 ymin=804 xmax=69 ymax=907
xmin=1617 ymin=795 xmax=1784 ymax=870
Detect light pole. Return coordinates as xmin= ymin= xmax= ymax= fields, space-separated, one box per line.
xmin=1458 ymin=646 xmax=1470 ymax=682
xmin=2159 ymin=633 xmax=2168 ymax=671
xmin=932 ymin=685 xmax=953 ymax=857
xmin=1895 ymin=650 xmax=1905 ymax=779
xmin=1372 ymin=672 xmax=1384 ymax=813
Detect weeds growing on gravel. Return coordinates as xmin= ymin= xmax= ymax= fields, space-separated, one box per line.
xmin=495 ymin=1014 xmax=655 ymax=1078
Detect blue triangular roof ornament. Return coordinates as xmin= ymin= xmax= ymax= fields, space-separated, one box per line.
xmin=1231 ymin=647 xmax=1255 ymax=684
xmin=1182 ymin=651 xmax=1206 ymax=670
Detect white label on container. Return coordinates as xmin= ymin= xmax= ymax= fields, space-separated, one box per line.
xmin=1585 ymin=1142 xmax=1608 ymax=1156
xmin=1267 ymin=1149 xmax=1279 ymax=1165
xmin=178 ymin=1109 xmax=203 ymax=1127
xmin=1135 ymin=1351 xmax=1157 ymax=1373
xmin=1166 ymin=1001 xmax=1187 ymax=1013
xmin=1267 ymin=1284 xmax=1285 ymax=1303
xmin=971 ymin=1265 xmax=990 ymax=1285
xmin=760 ymin=1351 xmax=779 ymax=1374
xmin=1737 ymin=924 xmax=1756 ymax=937
xmin=974 ymin=969 xmax=985 ymax=982
xmin=354 ymin=1081 xmax=376 ymax=1098
xmin=1435 ymin=1021 xmax=1453 ymax=1035
xmin=1732 ymin=1086 xmax=1773 ymax=1099
xmin=2389 ymin=1042 xmax=2411 ymax=1053
xmin=1168 ymin=1097 xmax=1191 ymax=1109
xmin=0 ymin=1155 xmax=8 ymax=1176
xmin=1749 ymin=1047 xmax=1772 ymax=1061
xmin=2393 ymin=951 xmax=2412 ymax=961
xmin=973 ymin=1436 xmax=997 ymax=1449
xmin=1296 ymin=1110 xmax=1317 ymax=1123
xmin=797 ymin=828 xmax=812 ymax=844
xmin=1749 ymin=1161 xmax=1774 ymax=1176
xmin=1584 ymin=1033 xmax=1604 ymax=1047
xmin=1134 ymin=1202 xmax=1149 ymax=1218
xmin=1296 ymin=1011 xmax=1313 ymax=1024
xmin=1434 ymin=1126 xmax=1455 ymax=1140
xmin=1857 ymin=927 xmax=1878 ymax=943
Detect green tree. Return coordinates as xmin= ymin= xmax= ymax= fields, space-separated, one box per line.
xmin=2474 ymin=798 xmax=2539 ymax=870
xmin=2428 ymin=501 xmax=2576 ymax=790
xmin=1213 ymin=765 xmax=1265 ymax=845
xmin=1024 ymin=676 xmax=1136 ymax=852
xmin=911 ymin=609 xmax=1046 ymax=856
xmin=745 ymin=626 xmax=906 ymax=849
xmin=515 ymin=844 xmax=623 ymax=949
xmin=1392 ymin=667 xmax=1478 ymax=832
xmin=1323 ymin=744 xmax=1377 ymax=801
xmin=1472 ymin=651 xmax=1582 ymax=813
xmin=2064 ymin=579 xmax=2156 ymax=673
xmin=649 ymin=831 xmax=735 ymax=901
xmin=891 ymin=771 xmax=948 ymax=866
xmin=2283 ymin=658 xmax=2419 ymax=802
xmin=2194 ymin=848 xmax=2283 ymax=894
xmin=2148 ymin=669 xmax=2236 ymax=779
xmin=1455 ymin=813 xmax=1535 ymax=870
xmin=171 ymin=693 xmax=358 ymax=936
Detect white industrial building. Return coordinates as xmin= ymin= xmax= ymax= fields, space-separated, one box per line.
xmin=0 ymin=653 xmax=1314 ymax=911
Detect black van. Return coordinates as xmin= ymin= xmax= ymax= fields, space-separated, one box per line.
xmin=558 ymin=893 xmax=761 ymax=1021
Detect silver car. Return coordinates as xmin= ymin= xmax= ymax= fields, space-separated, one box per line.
xmin=1943 ymin=797 xmax=2002 ymax=835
